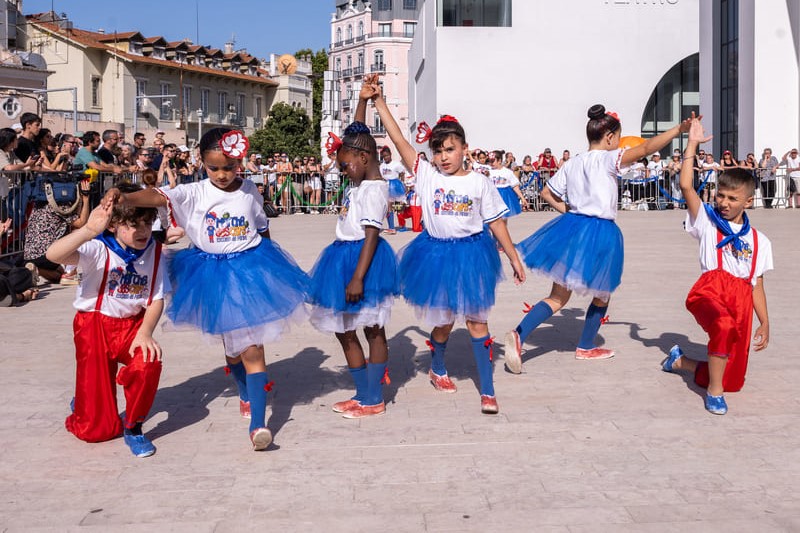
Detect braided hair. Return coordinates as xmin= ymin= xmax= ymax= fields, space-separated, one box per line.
xmin=341 ymin=121 xmax=378 ymax=159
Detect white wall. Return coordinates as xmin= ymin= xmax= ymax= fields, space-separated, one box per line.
xmin=752 ymin=0 xmax=799 ymax=153
xmin=411 ymin=0 xmax=699 ymax=157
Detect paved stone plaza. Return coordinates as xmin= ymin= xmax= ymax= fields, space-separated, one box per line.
xmin=1 ymin=209 xmax=798 ymax=532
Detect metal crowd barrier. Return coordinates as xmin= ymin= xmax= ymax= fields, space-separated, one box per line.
xmin=243 ymin=170 xmax=348 ymax=214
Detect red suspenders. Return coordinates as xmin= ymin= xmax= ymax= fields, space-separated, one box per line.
xmin=94 ymin=241 xmax=163 ymax=312
xmin=715 ymin=229 xmax=759 ymax=283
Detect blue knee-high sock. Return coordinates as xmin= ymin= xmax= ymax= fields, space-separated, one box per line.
xmin=349 ymin=364 xmax=368 ymax=403
xmin=471 ymin=335 xmax=495 ymax=397
xmin=227 ymin=361 xmax=248 ymax=402
xmin=428 ymin=337 xmax=448 ymax=376
xmin=515 ymin=301 xmax=554 ymax=342
xmin=246 ymin=372 xmax=268 ymax=433
xmin=366 ymin=362 xmax=386 ymax=406
xmin=387 ymin=210 xmax=395 ymax=230
xmin=578 ymin=303 xmax=607 ymax=349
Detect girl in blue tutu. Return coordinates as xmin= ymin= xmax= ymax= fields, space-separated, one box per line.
xmin=488 ymin=150 xmax=527 ymax=218
xmin=367 ymin=75 xmax=526 ymax=415
xmin=103 ymin=127 xmax=309 ymax=451
xmin=504 ymin=104 xmax=691 ymax=372
xmin=307 ymin=102 xmax=398 ymax=418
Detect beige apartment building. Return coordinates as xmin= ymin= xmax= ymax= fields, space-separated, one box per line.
xmin=23 ymin=11 xmax=278 ymax=144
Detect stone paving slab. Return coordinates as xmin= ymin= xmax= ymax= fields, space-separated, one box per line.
xmin=1 ymin=209 xmax=798 ymax=531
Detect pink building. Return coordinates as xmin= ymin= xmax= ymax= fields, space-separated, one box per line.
xmin=324 ymin=0 xmax=420 ymax=152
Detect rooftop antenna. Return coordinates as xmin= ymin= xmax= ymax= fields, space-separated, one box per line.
xmin=195 ymin=0 xmax=199 ymax=44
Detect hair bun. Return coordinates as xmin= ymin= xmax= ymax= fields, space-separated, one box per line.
xmin=344 ymin=121 xmax=371 ymax=136
xmin=588 ymin=104 xmax=606 ymax=120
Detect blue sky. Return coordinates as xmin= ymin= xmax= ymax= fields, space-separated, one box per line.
xmin=22 ymin=0 xmax=332 ymax=59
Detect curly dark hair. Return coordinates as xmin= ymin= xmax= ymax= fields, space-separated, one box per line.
xmin=112 ymin=183 xmax=157 ymax=227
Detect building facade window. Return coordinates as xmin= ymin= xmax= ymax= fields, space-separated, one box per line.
xmin=129 ymin=40 xmax=142 ymax=54
xmin=403 ymin=0 xmax=417 ymax=9
xmin=335 ymin=57 xmax=342 ymax=73
xmin=182 ymin=86 xmax=192 ymax=117
xmin=640 ymin=53 xmax=700 ymax=155
xmin=336 ymin=27 xmax=342 ymax=44
xmin=719 ymin=0 xmax=739 ymax=155
xmin=136 ymin=80 xmax=147 ymax=113
xmin=379 ymin=23 xmax=392 ymax=37
xmin=404 ymin=22 xmax=416 ymax=38
xmin=218 ymin=91 xmax=228 ymax=119
xmin=91 ymin=76 xmax=101 ymax=107
xmin=377 ymin=0 xmax=392 ymax=10
xmin=160 ymin=82 xmax=171 ymax=120
xmin=372 ymin=50 xmax=385 ymax=72
xmin=347 ymin=24 xmax=353 ymax=41
xmin=237 ymin=93 xmax=246 ymax=123
xmin=358 ymin=21 xmax=364 ymax=38
xmin=200 ymin=88 xmax=210 ymax=116
xmin=439 ymin=0 xmax=512 ymax=27
xmin=254 ymin=96 xmax=262 ymax=121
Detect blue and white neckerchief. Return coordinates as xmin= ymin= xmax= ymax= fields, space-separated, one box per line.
xmin=95 ymin=232 xmax=152 ymax=274
xmin=703 ymin=203 xmax=750 ymax=253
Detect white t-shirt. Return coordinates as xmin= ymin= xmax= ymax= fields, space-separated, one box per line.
xmin=472 ymin=162 xmax=491 ymax=177
xmin=74 ymin=239 xmax=166 ymax=317
xmin=488 ymin=167 xmax=520 ymax=189
xmin=413 ymin=158 xmax=508 ymax=238
xmin=547 ymin=149 xmax=628 ymax=221
xmin=336 ymin=179 xmax=389 ymax=241
xmin=685 ymin=206 xmax=773 ymax=286
xmin=647 ymin=160 xmax=665 ymax=178
xmin=380 ymin=160 xmax=405 ymax=181
xmin=702 ymin=161 xmax=720 ymax=183
xmin=785 ymin=155 xmax=800 ymax=178
xmin=163 ymin=179 xmax=269 ymax=254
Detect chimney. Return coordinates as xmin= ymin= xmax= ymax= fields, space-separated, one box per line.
xmin=97 ymin=28 xmax=105 ymax=34
xmin=224 ymin=41 xmax=234 ymax=54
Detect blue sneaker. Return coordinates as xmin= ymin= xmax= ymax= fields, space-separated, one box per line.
xmin=69 ymin=397 xmax=75 ymax=413
xmin=662 ymin=344 xmax=684 ymax=372
xmin=704 ymin=393 xmax=728 ymax=415
xmin=123 ymin=433 xmax=156 ymax=458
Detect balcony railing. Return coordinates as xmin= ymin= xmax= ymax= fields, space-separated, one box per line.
xmin=353 ymin=66 xmax=364 ymax=76
xmin=341 ymin=68 xmax=353 ymax=78
xmin=368 ymin=32 xmax=413 ymax=39
xmin=341 ymin=99 xmax=352 ymax=110
xmin=370 ymin=63 xmax=386 ymax=73
xmin=371 ymin=126 xmax=386 ymax=135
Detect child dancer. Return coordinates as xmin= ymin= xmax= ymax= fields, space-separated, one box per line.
xmin=505 ymin=105 xmax=691 ymax=372
xmin=308 ymin=110 xmax=398 ymax=418
xmin=489 ymin=149 xmax=527 ymax=216
xmin=661 ymin=116 xmax=771 ymax=415
xmin=47 ymin=184 xmax=165 ymax=457
xmin=380 ymin=146 xmax=406 ymax=234
xmin=104 ymin=128 xmax=309 ymax=451
xmin=367 ymin=75 xmax=526 ymax=414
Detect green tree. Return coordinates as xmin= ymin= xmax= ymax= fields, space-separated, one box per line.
xmin=295 ymin=48 xmax=328 ymax=143
xmin=249 ymin=102 xmax=315 ymax=158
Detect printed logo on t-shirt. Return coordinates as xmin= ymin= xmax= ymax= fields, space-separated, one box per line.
xmin=492 ymin=174 xmax=510 ymax=186
xmin=432 ymin=188 xmax=473 ymax=217
xmin=106 ymin=267 xmax=150 ymax=301
xmin=204 ymin=210 xmax=250 ymax=243
xmin=339 ymin=194 xmax=350 ymax=222
xmin=724 ymin=240 xmax=753 ymax=261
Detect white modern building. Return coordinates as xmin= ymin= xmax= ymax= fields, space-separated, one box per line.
xmin=409 ymin=0 xmax=700 ymax=157
xmin=699 ymin=0 xmax=800 ymax=158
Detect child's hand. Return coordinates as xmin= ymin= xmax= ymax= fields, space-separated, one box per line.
xmin=102 ymin=187 xmax=122 ymax=208
xmin=130 ymin=332 xmax=163 ymax=362
xmin=753 ymin=323 xmax=769 ymax=351
xmin=510 ymin=257 xmax=526 ymax=285
xmin=84 ymin=203 xmax=114 ymax=236
xmin=688 ymin=117 xmax=712 ymax=144
xmin=1 ymin=218 xmax=11 ymax=234
xmin=359 ymin=74 xmax=380 ymax=101
xmin=345 ymin=277 xmax=364 ymax=303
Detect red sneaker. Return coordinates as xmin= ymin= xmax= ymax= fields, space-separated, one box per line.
xmin=239 ymin=400 xmax=251 ymax=419
xmin=250 ymin=427 xmax=273 ymax=451
xmin=429 ymin=370 xmax=457 ymax=393
xmin=480 ymin=395 xmax=499 ymax=414
xmin=504 ymin=330 xmax=523 ymax=374
xmin=332 ymin=399 xmax=361 ymax=413
xmin=575 ymin=347 xmax=615 ymax=360
xmin=341 ymin=402 xmax=386 ymax=419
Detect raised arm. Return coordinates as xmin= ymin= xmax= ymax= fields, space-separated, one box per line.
xmin=102 ymin=186 xmax=168 ymax=209
xmin=46 ymin=202 xmax=113 ymax=265
xmin=680 ymin=117 xmax=712 ymax=218
xmin=369 ymin=78 xmax=418 ymax=172
xmin=621 ymin=115 xmax=693 ymax=166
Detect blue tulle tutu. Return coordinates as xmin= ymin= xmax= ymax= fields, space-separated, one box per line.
xmin=387 ymin=178 xmax=406 ymax=201
xmin=516 ymin=212 xmax=623 ymax=299
xmin=497 ymin=187 xmax=523 ymax=217
xmin=167 ymin=238 xmax=310 ymax=335
xmin=399 ymin=230 xmax=503 ymax=324
xmin=307 ymin=238 xmax=399 ymax=313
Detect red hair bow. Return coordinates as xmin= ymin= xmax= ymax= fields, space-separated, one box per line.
xmin=325 ymin=132 xmax=343 ymax=156
xmin=606 ymin=111 xmax=620 ymax=122
xmin=438 ymin=115 xmax=459 ymax=124
xmin=220 ymin=130 xmax=249 ymax=159
xmin=415 ymin=122 xmax=432 ymax=144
